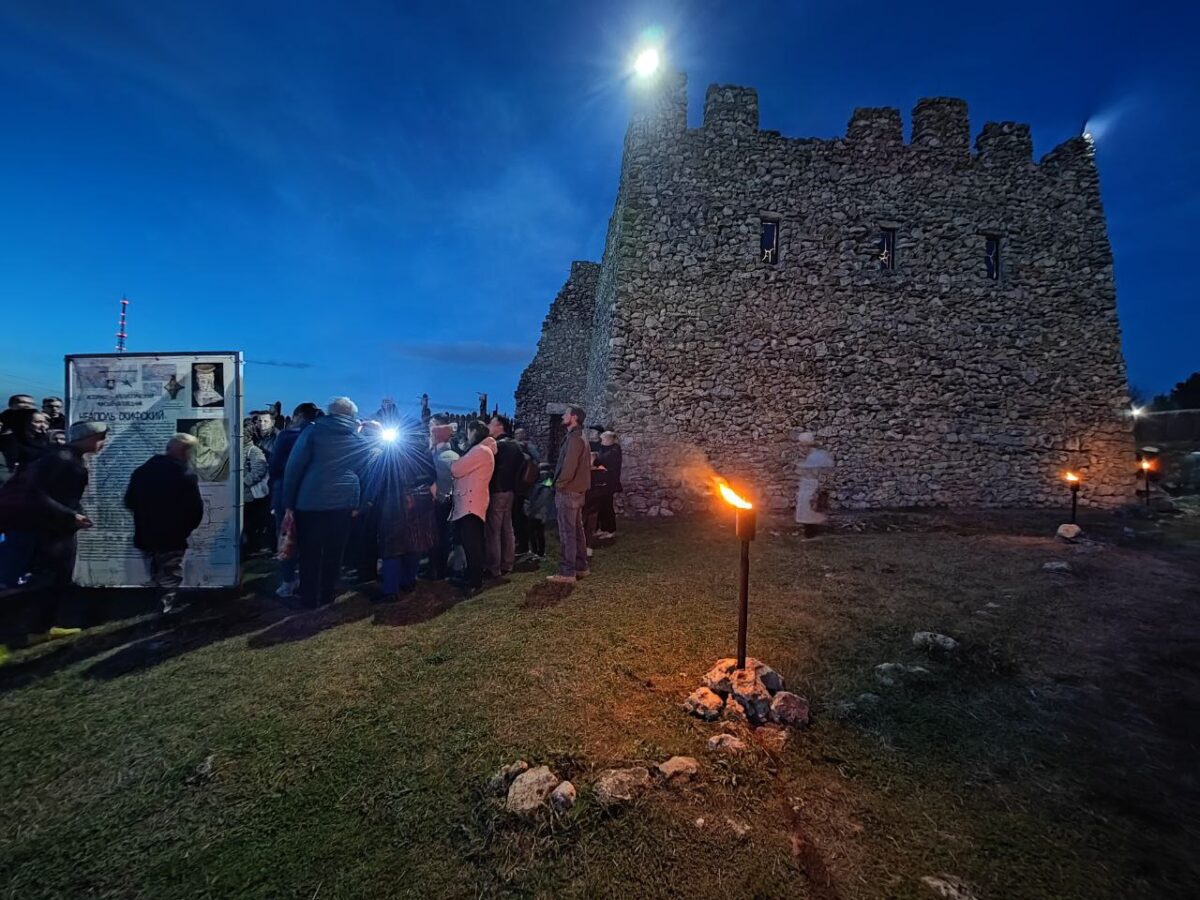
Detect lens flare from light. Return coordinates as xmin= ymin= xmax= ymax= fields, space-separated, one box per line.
xmin=1131 ymin=406 xmax=1144 ymax=418
xmin=380 ymin=427 xmax=399 ymax=443
xmin=715 ymin=478 xmax=753 ymax=510
xmin=634 ymin=47 xmax=660 ymax=78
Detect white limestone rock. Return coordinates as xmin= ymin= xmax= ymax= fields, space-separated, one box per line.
xmin=505 ymin=766 xmax=560 ymax=816
xmin=593 ymin=767 xmax=652 ymax=807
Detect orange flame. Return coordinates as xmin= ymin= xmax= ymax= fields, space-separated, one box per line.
xmin=715 ymin=478 xmax=753 ymax=510
xmin=1064 ymin=471 xmax=1080 ymax=483
xmin=1139 ymin=459 xmax=1152 ymax=472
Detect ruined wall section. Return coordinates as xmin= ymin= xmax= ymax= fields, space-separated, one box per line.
xmin=595 ymin=76 xmax=1133 ymax=514
xmin=515 ymin=261 xmax=600 ymax=454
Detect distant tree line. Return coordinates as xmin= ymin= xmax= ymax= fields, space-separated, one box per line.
xmin=1141 ymin=372 xmax=1200 ymax=411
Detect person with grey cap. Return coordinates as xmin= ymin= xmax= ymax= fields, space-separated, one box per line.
xmin=124 ymin=433 xmax=205 ymax=614
xmin=0 ymin=420 xmax=107 ymax=652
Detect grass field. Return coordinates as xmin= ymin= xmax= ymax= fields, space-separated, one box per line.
xmin=1 ymin=509 xmax=1198 ymax=899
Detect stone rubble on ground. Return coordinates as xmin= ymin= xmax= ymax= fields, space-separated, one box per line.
xmin=753 ymin=724 xmax=791 ymax=752
xmin=487 ymin=759 xmax=530 ymax=795
xmin=703 ymin=657 xmax=784 ymax=695
xmin=657 ymin=756 xmax=700 ymax=783
xmin=912 ymin=631 xmax=960 ymax=653
xmin=874 ymin=662 xmax=932 ymax=687
xmin=919 ymin=873 xmax=980 ymax=900
xmin=506 ymin=765 xmax=561 ymax=816
xmin=688 ymin=657 xmax=806 ymax=737
xmin=593 ymin=767 xmax=652 ymax=807
xmin=708 ymin=733 xmax=747 ymax=755
xmin=1042 ymin=560 xmax=1072 ymax=573
xmin=1056 ymin=523 xmax=1083 ymax=542
xmin=549 ymin=780 xmax=577 ymax=811
xmin=729 ymin=668 xmax=773 ymax=724
xmin=683 ymin=687 xmax=724 ymax=721
xmin=723 ymin=692 xmax=748 ymax=722
xmin=769 ymin=691 xmax=811 ymax=728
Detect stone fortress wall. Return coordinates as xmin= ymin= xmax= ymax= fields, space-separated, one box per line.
xmin=517 ymin=72 xmax=1136 ymax=514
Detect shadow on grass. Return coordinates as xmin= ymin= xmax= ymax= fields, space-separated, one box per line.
xmin=371 ymin=580 xmax=470 ymax=627
xmin=520 ymin=581 xmax=574 ymax=610
xmin=245 ymin=594 xmax=373 ymax=649
xmin=82 ymin=592 xmax=296 ymax=679
xmin=0 ymin=587 xmax=275 ymax=691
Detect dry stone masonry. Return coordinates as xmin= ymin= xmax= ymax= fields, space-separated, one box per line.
xmin=517 ymin=72 xmax=1135 ymax=513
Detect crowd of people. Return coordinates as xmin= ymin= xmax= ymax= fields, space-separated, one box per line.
xmin=267 ymin=397 xmax=623 ymax=606
xmin=0 ymin=390 xmax=623 ymax=660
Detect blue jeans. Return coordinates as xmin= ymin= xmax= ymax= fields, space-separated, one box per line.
xmin=381 ymin=553 xmax=421 ymax=593
xmin=555 ymin=491 xmax=588 ymax=577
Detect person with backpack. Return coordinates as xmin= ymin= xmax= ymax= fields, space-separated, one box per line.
xmin=511 ymin=427 xmax=540 ymax=558
xmin=484 ymin=414 xmax=524 ymax=578
xmin=522 ymin=463 xmax=555 ymax=561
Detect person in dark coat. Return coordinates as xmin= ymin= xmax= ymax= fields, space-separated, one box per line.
xmin=0 ymin=421 xmax=107 ymax=654
xmin=124 ymin=433 xmax=205 ymax=614
xmin=0 ymin=408 xmax=51 ymax=486
xmin=364 ymin=417 xmax=437 ymax=600
xmin=268 ymin=402 xmax=320 ymax=598
xmin=41 ymin=397 xmax=66 ymax=431
xmin=583 ymin=453 xmax=610 ymax=552
xmin=594 ymin=431 xmax=623 ymax=538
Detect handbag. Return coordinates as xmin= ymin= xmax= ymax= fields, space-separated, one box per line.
xmin=276 ymin=509 xmax=298 ymax=561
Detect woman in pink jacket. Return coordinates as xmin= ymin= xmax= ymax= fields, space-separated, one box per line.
xmin=449 ymin=420 xmax=496 ymax=597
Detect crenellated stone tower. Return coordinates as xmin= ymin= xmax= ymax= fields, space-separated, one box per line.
xmin=516 ymin=72 xmax=1135 ymax=513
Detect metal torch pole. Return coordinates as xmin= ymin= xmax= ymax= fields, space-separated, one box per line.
xmin=1070 ymin=485 xmax=1078 ymax=524
xmin=1145 ymin=471 xmax=1151 ymax=508
xmin=736 ymin=539 xmax=749 ymax=670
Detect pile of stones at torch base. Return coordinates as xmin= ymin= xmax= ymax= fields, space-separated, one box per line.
xmin=684 ymin=657 xmax=810 ymax=733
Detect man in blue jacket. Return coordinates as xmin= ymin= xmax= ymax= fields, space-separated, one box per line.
xmin=281 ymin=398 xmax=369 ymax=609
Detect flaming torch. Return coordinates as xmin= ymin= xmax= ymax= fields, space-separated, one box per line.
xmin=1139 ymin=458 xmax=1153 ymax=508
xmin=1063 ymin=472 xmax=1080 ymax=524
xmin=716 ymin=479 xmax=757 ymax=670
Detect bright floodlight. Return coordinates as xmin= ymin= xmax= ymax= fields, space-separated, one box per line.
xmin=634 ymin=47 xmax=660 ymax=78
xmin=381 ymin=427 xmax=399 ymax=443
xmin=1131 ymin=406 xmax=1144 ymax=418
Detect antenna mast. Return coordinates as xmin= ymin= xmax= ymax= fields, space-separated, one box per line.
xmin=115 ymin=295 xmax=129 ymax=352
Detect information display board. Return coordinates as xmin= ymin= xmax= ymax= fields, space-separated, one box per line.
xmin=65 ymin=351 xmax=243 ymax=588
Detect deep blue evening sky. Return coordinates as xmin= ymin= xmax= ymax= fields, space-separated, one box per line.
xmin=1 ymin=0 xmax=1196 ymax=414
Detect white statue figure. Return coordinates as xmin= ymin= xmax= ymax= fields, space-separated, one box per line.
xmin=794 ymin=431 xmax=834 ymax=529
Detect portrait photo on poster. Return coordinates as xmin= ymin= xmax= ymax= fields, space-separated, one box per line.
xmin=177 ymin=417 xmax=230 ymax=482
xmin=191 ymin=361 xmax=225 ymax=408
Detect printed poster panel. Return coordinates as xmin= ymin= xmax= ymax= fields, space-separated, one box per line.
xmin=66 ymin=352 xmax=244 ymax=588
